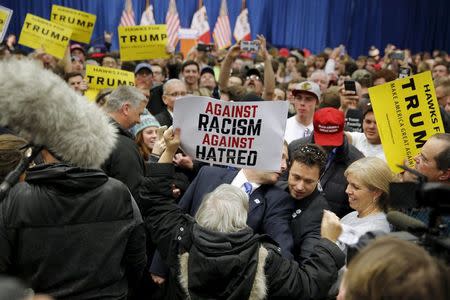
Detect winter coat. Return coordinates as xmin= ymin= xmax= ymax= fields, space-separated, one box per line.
xmin=0 ymin=163 xmax=147 ymax=299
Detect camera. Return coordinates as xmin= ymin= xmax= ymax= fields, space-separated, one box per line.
xmin=344 ymin=80 xmax=357 ymax=93
xmin=197 ymin=43 xmax=213 ymax=52
xmin=390 ymin=50 xmax=405 ymax=61
xmin=241 ymin=40 xmax=259 ymax=52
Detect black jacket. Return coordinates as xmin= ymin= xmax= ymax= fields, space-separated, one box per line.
xmin=288 ymin=134 xmax=364 ymax=218
xmin=141 ymin=163 xmax=345 ymax=300
xmin=0 ymin=163 xmax=147 ymax=299
xmin=101 ymin=121 xmax=146 ymax=206
xmin=154 ymin=109 xmax=173 ymax=127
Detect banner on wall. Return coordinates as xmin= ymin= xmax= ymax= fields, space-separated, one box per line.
xmin=173 ymin=96 xmax=289 ymax=171
xmin=118 ymin=24 xmax=169 ymax=61
xmin=84 ymin=64 xmax=135 ymax=101
xmin=0 ymin=5 xmax=13 ymax=42
xmin=18 ymin=14 xmax=72 ymax=59
xmin=50 ymin=5 xmax=96 ymax=44
xmin=368 ymin=71 xmax=444 ymax=173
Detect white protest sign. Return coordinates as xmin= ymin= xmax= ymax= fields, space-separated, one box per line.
xmin=173 ymin=96 xmax=289 ymax=171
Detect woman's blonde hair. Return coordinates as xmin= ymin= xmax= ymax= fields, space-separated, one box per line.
xmin=344 ymin=157 xmax=395 ymax=212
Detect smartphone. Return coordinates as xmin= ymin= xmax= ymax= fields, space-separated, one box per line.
xmin=344 ymin=80 xmax=357 ymax=93
xmin=391 ymin=51 xmax=405 ymax=61
xmin=241 ymin=40 xmax=259 ymax=52
xmin=197 ymin=43 xmax=213 ymax=52
xmin=398 ymin=67 xmax=411 ymax=79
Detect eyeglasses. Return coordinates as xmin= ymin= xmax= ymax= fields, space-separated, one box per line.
xmin=165 ymin=91 xmax=187 ymax=97
xmin=246 ymin=75 xmax=261 ymax=81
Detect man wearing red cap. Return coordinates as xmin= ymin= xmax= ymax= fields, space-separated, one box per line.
xmin=288 ymin=107 xmax=364 ymax=217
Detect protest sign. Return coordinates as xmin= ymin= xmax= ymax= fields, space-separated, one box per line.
xmin=50 ymin=5 xmax=96 ymax=43
xmin=118 ymin=24 xmax=169 ymax=61
xmin=0 ymin=5 xmax=12 ymax=42
xmin=84 ymin=65 xmax=135 ymax=101
xmin=173 ymin=96 xmax=289 ymax=171
xmin=18 ymin=14 xmax=72 ymax=59
xmin=368 ymin=71 xmax=444 ymax=173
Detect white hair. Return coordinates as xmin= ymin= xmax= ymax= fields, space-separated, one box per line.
xmin=163 ymin=78 xmax=185 ymax=95
xmin=195 ymin=184 xmax=249 ymax=233
xmin=103 ymin=85 xmax=147 ymax=113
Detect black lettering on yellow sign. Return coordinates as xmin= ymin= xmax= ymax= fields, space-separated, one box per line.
xmin=0 ymin=19 xmax=3 ymax=25
xmin=401 ymin=77 xmax=427 ymax=148
xmin=120 ymin=33 xmax=168 ymax=43
xmin=86 ymin=75 xmax=134 ymax=87
xmin=51 ymin=13 xmax=94 ymax=28
xmin=24 ymin=22 xmax=69 ymax=42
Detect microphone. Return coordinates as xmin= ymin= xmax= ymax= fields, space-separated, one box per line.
xmin=0 ymin=58 xmax=117 ymax=169
xmin=387 ymin=211 xmax=428 ymax=233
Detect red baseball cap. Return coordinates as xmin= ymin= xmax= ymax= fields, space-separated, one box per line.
xmin=313 ymin=108 xmax=345 ymax=146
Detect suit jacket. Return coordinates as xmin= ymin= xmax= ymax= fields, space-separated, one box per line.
xmin=154 ymin=109 xmax=173 ymax=127
xmin=178 ymin=166 xmax=295 ymax=258
xmin=290 ymin=189 xmax=330 ymax=263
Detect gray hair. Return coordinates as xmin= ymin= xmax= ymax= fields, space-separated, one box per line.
xmin=103 ymin=85 xmax=147 ymax=113
xmin=163 ymin=78 xmax=184 ymax=95
xmin=195 ymin=184 xmax=249 ymax=233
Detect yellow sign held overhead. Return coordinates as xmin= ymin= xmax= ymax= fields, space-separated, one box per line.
xmin=368 ymin=71 xmax=444 ymax=173
xmin=84 ymin=65 xmax=135 ymax=101
xmin=0 ymin=5 xmax=13 ymax=42
xmin=50 ymin=5 xmax=96 ymax=44
xmin=118 ymin=25 xmax=169 ymax=61
xmin=18 ymin=13 xmax=72 ymax=59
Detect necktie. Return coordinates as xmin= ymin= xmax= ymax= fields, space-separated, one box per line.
xmin=243 ymin=182 xmax=253 ymax=196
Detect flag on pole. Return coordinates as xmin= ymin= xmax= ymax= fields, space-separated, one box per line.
xmin=140 ymin=0 xmax=155 ymax=25
xmin=166 ymin=0 xmax=180 ymax=48
xmin=234 ymin=8 xmax=251 ymax=42
xmin=213 ymin=0 xmax=231 ymax=49
xmin=191 ymin=6 xmax=210 ymax=44
xmin=120 ymin=0 xmax=136 ymax=26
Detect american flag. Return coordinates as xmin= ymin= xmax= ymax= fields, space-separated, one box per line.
xmin=166 ymin=0 xmax=180 ymax=48
xmin=120 ymin=0 xmax=136 ymax=26
xmin=213 ymin=0 xmax=231 ymax=49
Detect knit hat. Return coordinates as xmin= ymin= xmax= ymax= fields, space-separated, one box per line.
xmin=130 ymin=113 xmax=160 ymax=136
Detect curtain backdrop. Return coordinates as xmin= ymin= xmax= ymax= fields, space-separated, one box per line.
xmin=1 ymin=0 xmax=449 ymax=57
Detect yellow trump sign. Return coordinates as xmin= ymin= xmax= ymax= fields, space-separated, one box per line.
xmin=368 ymin=71 xmax=444 ymax=173
xmin=50 ymin=5 xmax=96 ymax=44
xmin=18 ymin=14 xmax=72 ymax=59
xmin=0 ymin=5 xmax=13 ymax=42
xmin=85 ymin=65 xmax=135 ymax=101
xmin=118 ymin=25 xmax=169 ymax=61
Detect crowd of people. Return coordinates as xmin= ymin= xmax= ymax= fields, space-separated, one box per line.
xmin=0 ymin=30 xmax=449 ymax=300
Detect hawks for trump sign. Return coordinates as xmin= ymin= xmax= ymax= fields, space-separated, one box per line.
xmin=368 ymin=71 xmax=444 ymax=173
xmin=173 ymin=96 xmax=289 ymax=171
xmin=50 ymin=5 xmax=96 ymax=43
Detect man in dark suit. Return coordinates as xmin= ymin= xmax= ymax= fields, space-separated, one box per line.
xmin=278 ymin=144 xmax=330 ymax=263
xmin=154 ymin=79 xmax=187 ymax=127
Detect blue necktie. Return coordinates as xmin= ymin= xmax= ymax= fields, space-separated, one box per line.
xmin=243 ymin=182 xmax=253 ymax=196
